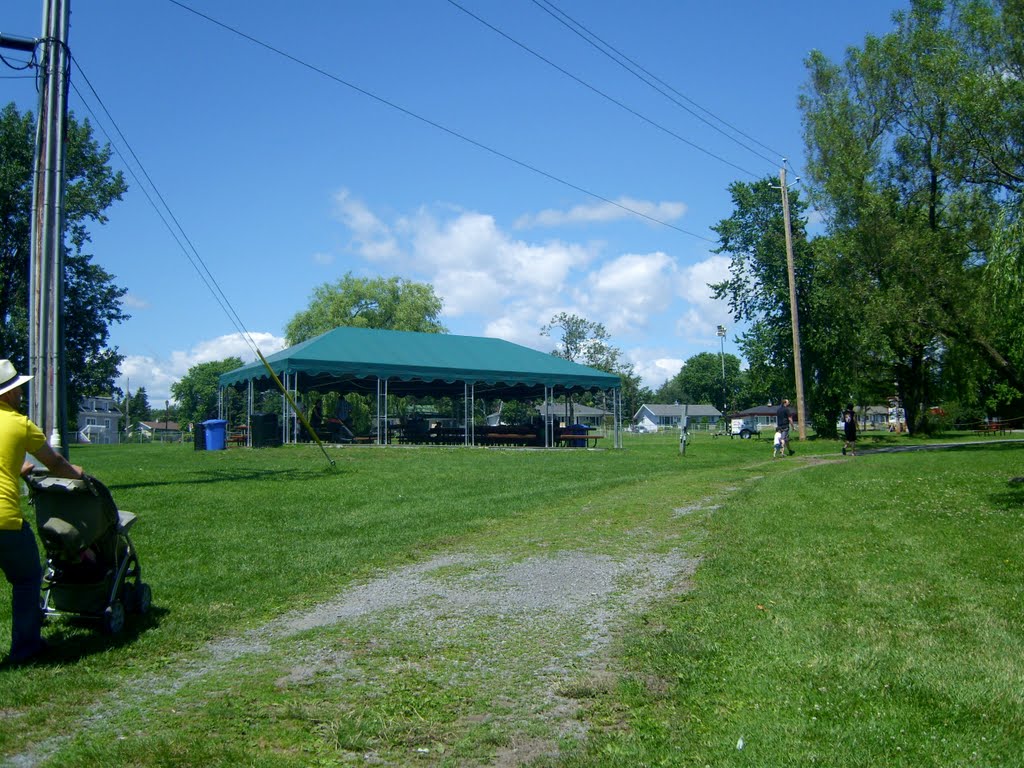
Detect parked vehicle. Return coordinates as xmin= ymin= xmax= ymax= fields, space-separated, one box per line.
xmin=730 ymin=417 xmax=760 ymax=439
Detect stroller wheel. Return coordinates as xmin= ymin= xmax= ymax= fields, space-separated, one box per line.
xmin=134 ymin=583 xmax=152 ymax=615
xmin=124 ymin=582 xmax=152 ymax=614
xmin=103 ymin=600 xmax=126 ymax=634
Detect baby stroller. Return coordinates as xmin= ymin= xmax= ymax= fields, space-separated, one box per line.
xmin=26 ymin=472 xmax=151 ymax=635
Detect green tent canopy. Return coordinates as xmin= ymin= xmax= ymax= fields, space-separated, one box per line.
xmin=219 ymin=326 xmax=621 ymax=398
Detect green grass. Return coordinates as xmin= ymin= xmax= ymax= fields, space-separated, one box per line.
xmin=1 ymin=433 xmax=1022 ymax=766
xmin=552 ymin=441 xmax=1024 ymax=767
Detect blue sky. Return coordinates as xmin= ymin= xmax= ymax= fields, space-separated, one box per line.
xmin=3 ymin=1 xmax=906 ymax=404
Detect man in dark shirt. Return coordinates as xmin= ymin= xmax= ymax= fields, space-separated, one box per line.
xmin=776 ymin=399 xmax=794 ymax=456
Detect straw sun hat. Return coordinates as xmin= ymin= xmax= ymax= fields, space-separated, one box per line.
xmin=0 ymin=360 xmax=33 ymax=397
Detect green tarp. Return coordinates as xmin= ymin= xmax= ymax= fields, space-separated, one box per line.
xmin=219 ymin=327 xmax=620 ymax=397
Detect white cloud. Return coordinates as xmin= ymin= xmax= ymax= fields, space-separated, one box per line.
xmin=673 ymin=255 xmax=732 ymax=340
xmin=333 ymin=188 xmax=399 ymax=262
xmin=121 ymin=293 xmax=149 ymax=309
xmin=404 ymin=209 xmax=592 ymax=316
xmin=323 ymin=192 xmax=741 ymax=381
xmin=629 ymin=352 xmax=684 ymax=391
xmin=679 ymin=254 xmax=730 ymax=305
xmin=312 ymin=251 xmax=335 ymax=266
xmin=581 ymin=252 xmax=676 ymax=334
xmin=117 ymin=332 xmax=287 ymax=405
xmin=515 ymin=197 xmax=687 ymax=229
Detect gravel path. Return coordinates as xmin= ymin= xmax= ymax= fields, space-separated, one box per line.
xmin=6 ymin=520 xmax=712 ymax=767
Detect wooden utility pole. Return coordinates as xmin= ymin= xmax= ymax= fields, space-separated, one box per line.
xmin=28 ymin=0 xmax=71 ymax=454
xmin=779 ymin=166 xmax=807 ymax=440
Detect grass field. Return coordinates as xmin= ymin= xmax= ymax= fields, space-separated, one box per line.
xmin=1 ymin=432 xmax=1021 ymax=767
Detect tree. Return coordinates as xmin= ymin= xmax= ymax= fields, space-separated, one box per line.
xmin=285 ymin=273 xmax=446 ymax=344
xmin=617 ymin=367 xmax=653 ymax=424
xmin=659 ymin=352 xmax=744 ymax=413
xmin=119 ymin=386 xmax=151 ymax=430
xmin=0 ymin=104 xmax=129 ymax=409
xmin=541 ymin=312 xmax=621 ymax=370
xmin=171 ymin=357 xmax=243 ymax=427
xmin=799 ymin=0 xmax=1024 ymax=431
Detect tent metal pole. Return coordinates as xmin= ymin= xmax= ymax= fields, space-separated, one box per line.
xmin=246 ymin=381 xmax=252 ymax=447
xmin=544 ymin=386 xmax=551 ymax=448
xmin=293 ymin=372 xmax=299 ymax=444
xmin=471 ymin=383 xmax=476 ymax=446
xmin=617 ymin=388 xmax=622 ymax=448
xmin=280 ymin=373 xmax=287 ymax=446
xmin=383 ymin=378 xmax=389 ymax=445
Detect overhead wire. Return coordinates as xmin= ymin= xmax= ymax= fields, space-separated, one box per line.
xmin=444 ymin=0 xmax=761 ymax=179
xmin=0 ymin=51 xmax=36 ymax=71
xmin=70 ymin=55 xmax=261 ymax=360
xmin=68 ymin=56 xmax=337 ymax=465
xmin=165 ymin=0 xmax=715 ymax=243
xmin=530 ymin=0 xmax=786 ymax=167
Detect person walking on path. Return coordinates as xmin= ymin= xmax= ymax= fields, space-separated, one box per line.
xmin=776 ymin=399 xmax=795 ymax=456
xmin=842 ymin=403 xmax=857 ymax=456
xmin=0 ymin=359 xmax=84 ymax=664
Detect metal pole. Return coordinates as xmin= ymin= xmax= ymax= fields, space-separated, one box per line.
xmin=27 ymin=0 xmax=71 ymax=453
xmin=780 ymin=166 xmax=807 ymax=440
xmin=717 ymin=324 xmax=727 ymax=415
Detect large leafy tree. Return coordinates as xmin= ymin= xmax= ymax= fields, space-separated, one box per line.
xmin=540 ymin=312 xmax=633 ymax=421
xmin=171 ymin=357 xmax=243 ymax=426
xmin=0 ymin=104 xmax=129 ymax=407
xmin=658 ymin=352 xmax=744 ymax=413
xmin=799 ymin=0 xmax=1024 ymax=431
xmin=541 ymin=312 xmax=619 ymax=369
xmin=285 ymin=273 xmax=446 ymax=344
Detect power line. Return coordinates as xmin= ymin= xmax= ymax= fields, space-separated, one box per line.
xmin=69 ymin=56 xmax=261 ymax=359
xmin=165 ymin=0 xmax=715 ymax=243
xmin=0 ymin=51 xmax=36 ymax=71
xmin=445 ymin=0 xmax=761 ymax=178
xmin=531 ymin=0 xmax=786 ymax=166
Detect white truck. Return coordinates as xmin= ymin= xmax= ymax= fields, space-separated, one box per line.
xmin=730 ymin=417 xmax=760 ymax=439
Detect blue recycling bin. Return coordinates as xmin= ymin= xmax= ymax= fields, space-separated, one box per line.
xmin=565 ymin=424 xmax=589 ymax=448
xmin=201 ymin=419 xmax=228 ymax=451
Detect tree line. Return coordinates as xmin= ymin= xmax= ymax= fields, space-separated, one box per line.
xmin=712 ymin=0 xmax=1023 ymax=436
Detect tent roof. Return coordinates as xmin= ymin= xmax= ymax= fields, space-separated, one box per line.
xmin=219 ymin=327 xmax=620 ymax=397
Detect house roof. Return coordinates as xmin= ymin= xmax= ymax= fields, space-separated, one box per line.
xmin=137 ymin=421 xmax=181 ymax=431
xmin=731 ymin=405 xmax=792 ymax=418
xmin=536 ymin=403 xmax=609 ymax=418
xmin=635 ymin=403 xmax=723 ymax=419
xmin=219 ymin=327 xmax=621 ymax=397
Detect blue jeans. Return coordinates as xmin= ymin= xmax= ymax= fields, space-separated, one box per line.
xmin=0 ymin=522 xmax=44 ymax=661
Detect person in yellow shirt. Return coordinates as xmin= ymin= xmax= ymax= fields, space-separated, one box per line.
xmin=0 ymin=360 xmax=84 ymax=664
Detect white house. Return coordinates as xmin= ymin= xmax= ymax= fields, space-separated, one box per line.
xmin=76 ymin=396 xmax=122 ymax=444
xmin=633 ymin=404 xmax=723 ymax=432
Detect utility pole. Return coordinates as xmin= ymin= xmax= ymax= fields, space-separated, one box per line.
xmin=27 ymin=0 xmax=72 ymax=456
xmin=716 ymin=324 xmax=727 ymax=415
xmin=779 ymin=166 xmax=807 ymax=440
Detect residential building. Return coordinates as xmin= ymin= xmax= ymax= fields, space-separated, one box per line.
xmin=131 ymin=420 xmax=182 ymax=441
xmin=536 ymin=403 xmax=610 ymax=428
xmin=730 ymin=404 xmax=793 ymax=432
xmin=76 ymin=395 xmax=122 ymax=444
xmin=633 ymin=403 xmax=723 ymax=432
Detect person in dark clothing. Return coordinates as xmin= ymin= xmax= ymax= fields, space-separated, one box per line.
xmin=776 ymin=399 xmax=794 ymax=456
xmin=842 ymin=403 xmax=857 ymax=456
